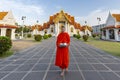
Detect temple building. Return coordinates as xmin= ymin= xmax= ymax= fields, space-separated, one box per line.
xmin=0 ymin=11 xmax=17 ymax=40
xmin=32 ymin=10 xmax=92 ymax=36
xmin=101 ymin=13 xmax=120 ymax=41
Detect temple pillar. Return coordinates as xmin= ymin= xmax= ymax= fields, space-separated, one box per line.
xmin=114 ymin=29 xmax=119 ymax=41
xmin=106 ymin=29 xmax=109 ymax=40
xmin=1 ymin=28 xmax=6 ymax=36
xmin=11 ymin=29 xmax=16 ymax=40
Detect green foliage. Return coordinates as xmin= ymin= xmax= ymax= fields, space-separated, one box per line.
xmin=34 ymin=35 xmax=42 ymax=41
xmin=76 ymin=34 xmax=81 ymax=39
xmin=83 ymin=35 xmax=89 ymax=42
xmin=48 ymin=34 xmax=52 ymax=38
xmin=0 ymin=36 xmax=12 ymax=54
xmin=73 ymin=34 xmax=76 ymax=37
xmin=27 ymin=34 xmax=32 ymax=38
xmin=92 ymin=34 xmax=97 ymax=38
xmin=43 ymin=34 xmax=48 ymax=39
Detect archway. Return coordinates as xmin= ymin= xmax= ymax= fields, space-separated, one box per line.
xmin=6 ymin=29 xmax=12 ymax=39
xmin=109 ymin=29 xmax=115 ymax=39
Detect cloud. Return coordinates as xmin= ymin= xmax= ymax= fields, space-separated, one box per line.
xmin=75 ymin=9 xmax=120 ymax=26
xmin=0 ymin=0 xmax=45 ymax=25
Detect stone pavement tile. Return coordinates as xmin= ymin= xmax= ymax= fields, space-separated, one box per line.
xmin=49 ymin=64 xmax=60 ymax=71
xmin=24 ymin=59 xmax=38 ymax=64
xmin=115 ymin=72 xmax=120 ymax=76
xmin=73 ymin=54 xmax=83 ymax=58
xmin=105 ymin=64 xmax=120 ymax=71
xmin=78 ymin=64 xmax=95 ymax=71
xmin=75 ymin=58 xmax=88 ymax=64
xmin=100 ymin=72 xmax=120 ymax=80
xmin=2 ymin=72 xmax=27 ymax=80
xmin=0 ymin=61 xmax=13 ymax=65
xmin=0 ymin=65 xmax=4 ymax=69
xmin=82 ymin=71 xmax=104 ymax=80
xmin=16 ymin=64 xmax=35 ymax=71
xmin=23 ymin=72 xmax=45 ymax=80
xmin=92 ymin=64 xmax=110 ymax=71
xmin=12 ymin=60 xmax=26 ymax=64
xmin=98 ymin=58 xmax=119 ymax=63
xmin=68 ymin=64 xmax=79 ymax=71
xmin=0 ymin=65 xmax=19 ymax=71
xmin=0 ymin=72 xmax=9 ymax=79
xmin=83 ymin=55 xmax=94 ymax=59
xmin=65 ymin=71 xmax=83 ymax=80
xmin=87 ymin=59 xmax=100 ymax=63
xmin=45 ymin=71 xmax=64 ymax=80
xmin=32 ymin=63 xmax=49 ymax=71
xmin=39 ymin=58 xmax=51 ymax=63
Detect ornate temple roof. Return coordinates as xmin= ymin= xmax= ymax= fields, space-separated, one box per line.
xmin=31 ymin=24 xmax=43 ymax=31
xmin=0 ymin=12 xmax=8 ymax=20
xmin=112 ymin=14 xmax=120 ymax=22
xmin=43 ymin=10 xmax=82 ymax=30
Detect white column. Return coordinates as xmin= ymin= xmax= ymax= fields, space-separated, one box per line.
xmin=58 ymin=23 xmax=59 ymax=34
xmin=114 ymin=29 xmax=119 ymax=41
xmin=106 ymin=29 xmax=109 ymax=40
xmin=55 ymin=23 xmax=58 ymax=36
xmin=11 ymin=29 xmax=16 ymax=40
xmin=1 ymin=28 xmax=6 ymax=36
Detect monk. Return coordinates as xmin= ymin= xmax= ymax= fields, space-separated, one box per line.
xmin=55 ymin=26 xmax=70 ymax=76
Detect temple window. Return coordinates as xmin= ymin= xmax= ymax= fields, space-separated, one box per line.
xmin=44 ymin=29 xmax=47 ymax=34
xmin=71 ymin=27 xmax=73 ymax=32
xmin=51 ymin=27 xmax=53 ymax=32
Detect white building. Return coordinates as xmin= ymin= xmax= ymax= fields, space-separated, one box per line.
xmin=101 ymin=12 xmax=120 ymax=41
xmin=92 ymin=24 xmax=106 ymax=34
xmin=32 ymin=10 xmax=92 ymax=36
xmin=0 ymin=11 xmax=17 ymax=40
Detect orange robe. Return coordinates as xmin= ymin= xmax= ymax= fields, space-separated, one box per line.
xmin=55 ymin=32 xmax=70 ymax=69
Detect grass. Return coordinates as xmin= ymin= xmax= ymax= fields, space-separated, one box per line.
xmin=83 ymin=36 xmax=120 ymax=57
xmin=0 ymin=51 xmax=14 ymax=59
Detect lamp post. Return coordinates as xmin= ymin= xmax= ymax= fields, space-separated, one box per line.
xmin=36 ymin=20 xmax=39 ymax=34
xmin=97 ymin=17 xmax=101 ymax=39
xmin=21 ymin=16 xmax=26 ymax=39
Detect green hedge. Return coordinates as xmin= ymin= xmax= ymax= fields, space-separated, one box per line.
xmin=0 ymin=36 xmax=12 ymax=54
xmin=83 ymin=35 xmax=89 ymax=42
xmin=76 ymin=34 xmax=81 ymax=39
xmin=92 ymin=33 xmax=97 ymax=38
xmin=43 ymin=34 xmax=48 ymax=39
xmin=34 ymin=35 xmax=42 ymax=41
xmin=48 ymin=34 xmax=52 ymax=38
xmin=27 ymin=34 xmax=32 ymax=38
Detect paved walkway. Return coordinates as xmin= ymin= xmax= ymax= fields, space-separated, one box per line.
xmin=0 ymin=37 xmax=120 ymax=80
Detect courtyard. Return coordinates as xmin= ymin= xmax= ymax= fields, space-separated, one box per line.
xmin=0 ymin=37 xmax=120 ymax=80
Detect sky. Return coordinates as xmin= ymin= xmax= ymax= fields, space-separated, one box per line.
xmin=0 ymin=0 xmax=120 ymax=26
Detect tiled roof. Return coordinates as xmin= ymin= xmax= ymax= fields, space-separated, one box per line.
xmin=0 ymin=12 xmax=8 ymax=20
xmin=112 ymin=14 xmax=120 ymax=22
xmin=43 ymin=10 xmax=82 ymax=30
xmin=32 ymin=24 xmax=43 ymax=31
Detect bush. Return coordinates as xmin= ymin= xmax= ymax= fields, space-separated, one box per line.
xmin=73 ymin=34 xmax=76 ymax=37
xmin=83 ymin=35 xmax=89 ymax=42
xmin=48 ymin=34 xmax=52 ymax=38
xmin=27 ymin=34 xmax=32 ymax=38
xmin=34 ymin=35 xmax=42 ymax=41
xmin=92 ymin=34 xmax=97 ymax=38
xmin=43 ymin=34 xmax=48 ymax=39
xmin=0 ymin=36 xmax=12 ymax=54
xmin=76 ymin=34 xmax=81 ymax=39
